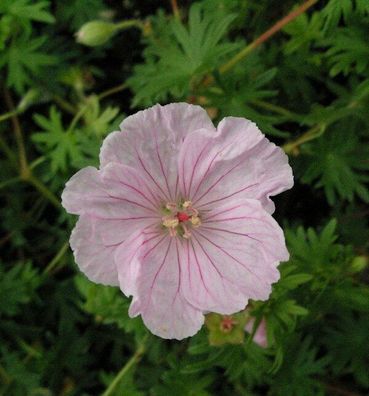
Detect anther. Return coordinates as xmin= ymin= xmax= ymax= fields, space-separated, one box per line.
xmin=190 ymin=216 xmax=201 ymax=227
xmin=182 ymin=201 xmax=192 ymax=209
xmin=166 ymin=202 xmax=177 ymax=211
xmin=162 ymin=216 xmax=179 ymax=228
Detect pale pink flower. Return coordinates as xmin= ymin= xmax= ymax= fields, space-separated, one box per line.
xmin=62 ymin=103 xmax=293 ymax=340
xmin=245 ymin=317 xmax=268 ymax=348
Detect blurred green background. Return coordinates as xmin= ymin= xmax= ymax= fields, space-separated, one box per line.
xmin=0 ymin=0 xmax=368 ymax=395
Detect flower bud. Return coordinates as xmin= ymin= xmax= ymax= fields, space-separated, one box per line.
xmin=349 ymin=255 xmax=368 ymax=273
xmin=76 ymin=21 xmax=117 ymax=47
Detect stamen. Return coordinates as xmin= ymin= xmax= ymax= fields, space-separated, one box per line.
xmin=162 ymin=200 xmax=201 ymax=239
xmin=190 ymin=216 xmax=201 ymax=227
xmin=162 ymin=216 xmax=179 ymax=228
xmin=166 ymin=202 xmax=177 ymax=211
xmin=187 ymin=207 xmax=198 ymax=217
xmin=181 ymin=223 xmax=192 ymax=239
xmin=182 ymin=200 xmax=192 ymax=209
xmin=169 ymin=227 xmax=177 ymax=237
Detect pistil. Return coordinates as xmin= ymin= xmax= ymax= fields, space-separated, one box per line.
xmin=161 ymin=200 xmax=201 ymax=238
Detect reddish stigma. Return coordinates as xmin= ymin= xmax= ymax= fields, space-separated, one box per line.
xmin=177 ymin=212 xmax=190 ymax=222
xmin=220 ymin=316 xmax=237 ymax=333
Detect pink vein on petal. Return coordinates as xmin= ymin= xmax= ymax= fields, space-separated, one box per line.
xmin=189 ymin=238 xmax=216 ymax=301
xmin=174 ymin=239 xmax=182 ymax=303
xmin=190 ymin=131 xmax=248 ymax=202
xmin=144 ymin=238 xmax=172 ymax=312
xmin=155 ymin=135 xmax=173 ymax=201
xmin=201 ymin=225 xmax=263 ymax=244
xmin=106 ymin=223 xmax=159 ymax=248
xmin=186 ymin=144 xmax=208 ymax=198
xmin=106 ymin=192 xmax=157 ymax=213
xmin=135 ymin=148 xmax=171 ymax=202
xmin=192 ymin=233 xmax=244 ymax=292
xmin=195 ymin=230 xmax=265 ymax=283
xmin=202 ymin=203 xmax=244 ymax=221
xmin=115 ymin=177 xmax=159 ymax=209
xmin=192 ymin=158 xmax=246 ymax=206
xmin=197 ymin=183 xmax=259 ymax=209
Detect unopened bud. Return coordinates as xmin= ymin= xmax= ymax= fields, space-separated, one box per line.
xmin=350 ymin=255 xmax=368 ymax=273
xmin=76 ymin=21 xmax=117 ymax=47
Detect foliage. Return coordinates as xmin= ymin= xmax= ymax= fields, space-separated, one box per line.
xmin=0 ymin=0 xmax=368 ymax=395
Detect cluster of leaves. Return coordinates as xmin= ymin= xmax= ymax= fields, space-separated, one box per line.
xmin=0 ymin=0 xmax=368 ymax=395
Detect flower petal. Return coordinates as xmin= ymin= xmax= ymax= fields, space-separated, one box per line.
xmin=114 ymin=227 xmax=162 ymax=296
xmin=61 ymin=164 xmax=160 ymax=226
xmin=245 ymin=317 xmax=268 ymax=348
xmin=99 ymin=103 xmax=216 ymax=201
xmin=181 ymin=199 xmax=287 ymax=312
xmin=127 ymin=236 xmax=204 ymax=339
xmin=70 ymin=216 xmax=119 ymax=286
xmin=178 ymin=117 xmax=293 ymax=213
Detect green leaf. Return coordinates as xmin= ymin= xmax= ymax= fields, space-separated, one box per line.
xmin=301 ymin=128 xmax=369 ymax=205
xmin=128 ymin=4 xmax=239 ymax=106
xmin=0 ymin=261 xmax=41 ymax=316
xmin=0 ymin=0 xmax=55 ymax=24
xmin=32 ymin=106 xmax=82 ymax=172
xmin=321 ymin=0 xmax=369 ymax=32
xmin=1 ymin=35 xmax=56 ymax=93
xmin=283 ymin=11 xmax=323 ymax=55
xmin=75 ymin=275 xmax=146 ymax=338
xmin=272 ymin=336 xmax=330 ymax=396
xmin=325 ymin=21 xmax=369 ymax=76
xmin=56 ymin=0 xmax=105 ymax=30
xmin=323 ymin=313 xmax=369 ymax=387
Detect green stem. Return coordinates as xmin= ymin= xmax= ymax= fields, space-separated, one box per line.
xmin=0 ymin=364 xmax=11 ymax=385
xmin=0 ymin=110 xmax=18 ymax=123
xmin=67 ymin=104 xmax=89 ymax=133
xmin=219 ymin=0 xmax=319 ymax=75
xmin=27 ymin=174 xmax=61 ymax=209
xmin=283 ymin=123 xmax=326 ymax=154
xmin=3 ymin=88 xmax=28 ymax=176
xmin=115 ymin=19 xmax=144 ymax=31
xmin=250 ymin=99 xmax=300 ymax=119
xmin=29 ymin=156 xmax=46 ymax=170
xmin=0 ymin=135 xmax=17 ymax=167
xmin=101 ymin=335 xmax=148 ymax=396
xmin=99 ymin=83 xmax=128 ymax=100
xmin=43 ymin=241 xmax=69 ymax=275
xmin=52 ymin=94 xmax=76 ymax=115
xmin=170 ymin=0 xmax=181 ymax=20
xmin=0 ymin=176 xmax=21 ymax=190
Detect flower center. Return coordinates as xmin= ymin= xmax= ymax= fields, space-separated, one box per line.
xmin=162 ymin=200 xmax=201 ymax=238
xmin=220 ymin=316 xmax=238 ymax=333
